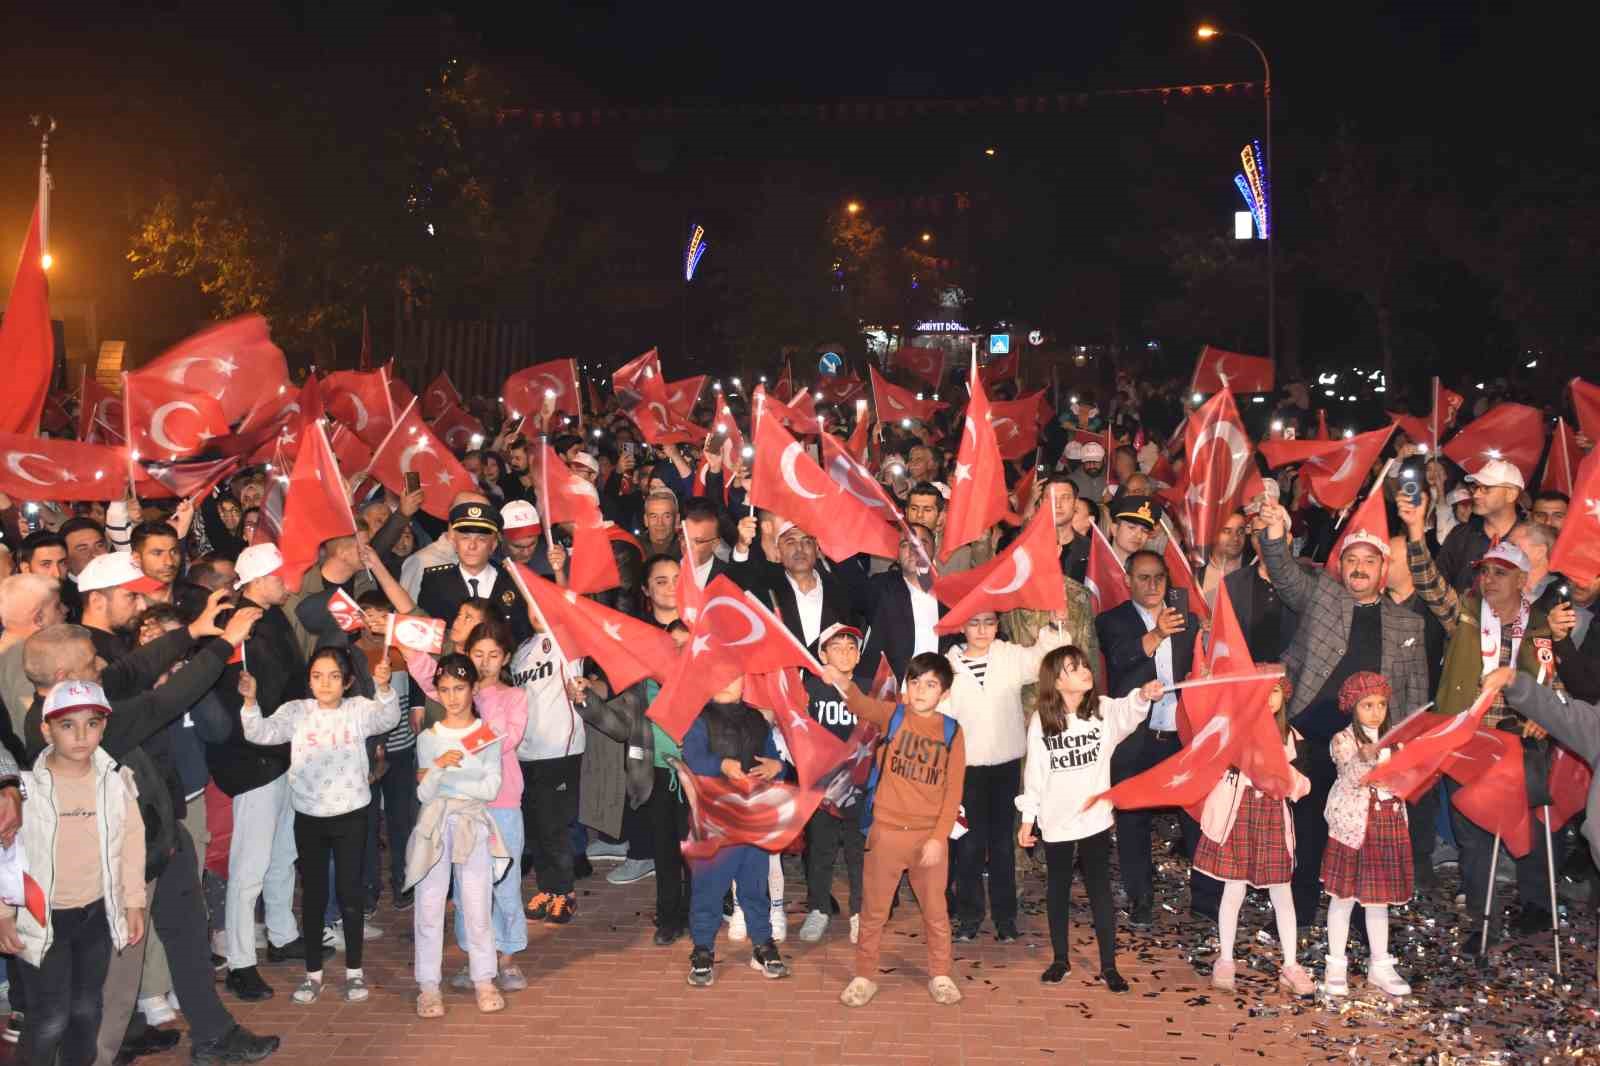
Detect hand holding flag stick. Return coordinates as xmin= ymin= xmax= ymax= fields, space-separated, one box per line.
xmin=1162 ymin=669 xmax=1286 ymax=694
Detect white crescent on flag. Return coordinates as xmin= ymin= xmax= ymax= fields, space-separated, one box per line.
xmin=981 ymin=547 xmax=1033 ymax=596
xmin=150 ymin=402 xmax=201 ymax=453
xmin=779 ymin=442 xmax=825 ymax=500
xmin=4 ymin=452 xmax=57 ymax=486
xmin=693 ymin=595 xmax=767 ymax=656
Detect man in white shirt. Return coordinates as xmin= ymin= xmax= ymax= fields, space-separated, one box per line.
xmin=729 ymin=519 xmax=864 ymax=652
xmin=859 ymin=524 xmax=943 ymax=685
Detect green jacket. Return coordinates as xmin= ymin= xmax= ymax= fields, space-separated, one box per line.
xmin=1435 ymin=592 xmax=1557 ymax=718
xmin=1006 ymin=575 xmax=1103 ymax=712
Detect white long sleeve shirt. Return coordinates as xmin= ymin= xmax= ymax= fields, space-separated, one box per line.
xmin=510 ymin=635 xmax=586 ymax=761
xmin=1015 ymin=692 xmax=1151 ymax=842
xmin=241 ymin=688 xmax=401 ymax=818
xmin=944 ymin=626 xmax=1070 ymax=767
xmin=416 ymin=721 xmax=504 ymax=804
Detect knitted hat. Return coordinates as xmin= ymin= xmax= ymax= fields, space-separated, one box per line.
xmin=1337 ymin=671 xmax=1391 ymax=714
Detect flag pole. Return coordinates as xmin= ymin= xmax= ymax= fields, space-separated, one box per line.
xmin=120 ymin=372 xmax=139 ymax=493
xmin=538 ymin=441 xmax=555 ymax=556
xmin=1163 ymin=670 xmax=1287 ymax=694
xmin=1479 ymin=831 xmax=1500 ymax=958
xmin=741 ymin=590 xmax=827 ymax=679
xmin=1543 ymin=805 xmax=1561 ymax=976
xmin=749 ymin=392 xmax=763 ymax=519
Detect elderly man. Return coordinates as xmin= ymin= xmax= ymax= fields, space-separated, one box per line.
xmin=641 ymin=489 xmax=680 ymax=558
xmin=1436 ymin=459 xmax=1524 ymax=590
xmin=417 ymin=501 xmax=531 ymax=643
xmin=1399 ymin=494 xmax=1567 ymax=951
xmin=1071 ymin=442 xmax=1108 ymax=502
xmin=1258 ymin=498 xmax=1429 ymax=924
xmin=0 ymin=573 xmax=64 ymax=738
xmin=1497 ymin=666 xmax=1600 ymax=875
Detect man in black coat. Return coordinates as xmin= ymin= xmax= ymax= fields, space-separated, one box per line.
xmin=417 ymin=501 xmax=532 ymax=642
xmin=1094 ymin=549 xmax=1202 ymax=928
xmin=856 ymin=523 xmax=947 ymax=686
xmin=728 ymin=517 xmax=866 ymax=653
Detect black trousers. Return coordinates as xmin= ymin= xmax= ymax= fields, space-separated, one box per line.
xmin=1451 ymin=789 xmax=1566 ymax=918
xmin=805 ymin=804 xmax=865 ymax=916
xmin=294 ymin=807 xmax=369 ymax=970
xmin=647 ymin=768 xmax=692 ymax=929
xmin=954 ymin=759 xmax=1022 ymax=927
xmin=1110 ymin=726 xmax=1200 ymax=903
xmin=522 ymin=755 xmax=581 ymax=895
xmin=371 ymin=746 xmax=419 ymax=896
xmin=1044 ymin=830 xmax=1118 ymax=969
xmin=21 ymin=898 xmax=110 ymax=1066
xmin=1408 ymin=785 xmax=1440 ymax=871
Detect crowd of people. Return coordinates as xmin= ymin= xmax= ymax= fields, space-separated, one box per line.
xmin=0 ymin=341 xmax=1594 ymax=1066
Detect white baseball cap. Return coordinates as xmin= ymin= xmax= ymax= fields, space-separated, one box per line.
xmin=43 ymin=679 xmax=112 ymax=722
xmin=818 ymin=622 xmax=863 ymax=649
xmin=501 ymin=500 xmax=542 ymax=542
xmin=234 ymin=543 xmax=286 ymax=589
xmin=569 ymin=451 xmax=599 ymax=474
xmin=1474 ymin=541 xmax=1531 ymax=573
xmin=1339 ymin=530 xmax=1392 ymax=559
xmin=1081 ymin=442 xmax=1106 ymax=461
xmin=1465 ymin=459 xmax=1525 ymax=491
xmin=1063 ymin=442 xmax=1084 ymax=461
xmin=1446 ymin=487 xmax=1471 ymax=505
xmin=78 ymin=551 xmax=167 ymax=595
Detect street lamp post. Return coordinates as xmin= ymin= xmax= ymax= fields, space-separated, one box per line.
xmin=1198 ymin=25 xmax=1274 ymax=368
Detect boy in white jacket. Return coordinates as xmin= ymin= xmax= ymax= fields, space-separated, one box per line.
xmin=945 ymin=610 xmax=1071 ymax=941
xmin=0 ymin=680 xmax=146 ymax=1066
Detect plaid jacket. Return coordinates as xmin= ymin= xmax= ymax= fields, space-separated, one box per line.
xmin=1260 ymin=533 xmax=1430 ymax=720
xmin=1005 ymin=574 xmax=1103 ymax=692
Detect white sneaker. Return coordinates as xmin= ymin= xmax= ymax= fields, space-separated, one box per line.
xmin=138 ymin=994 xmax=177 ymax=1026
xmin=210 ymin=929 xmax=227 ymax=958
xmin=849 ymin=914 xmax=860 ymax=944
xmin=770 ymin=904 xmax=787 ymax=943
xmin=728 ymin=907 xmax=747 ymax=942
xmin=798 ymin=909 xmax=830 ymax=942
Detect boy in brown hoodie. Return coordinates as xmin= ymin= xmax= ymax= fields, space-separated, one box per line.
xmin=822 ymin=652 xmax=966 ymax=1007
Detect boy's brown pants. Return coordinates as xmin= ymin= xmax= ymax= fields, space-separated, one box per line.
xmin=853 ymin=825 xmax=952 ymax=980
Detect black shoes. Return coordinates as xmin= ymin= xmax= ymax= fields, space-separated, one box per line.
xmin=392 ymin=888 xmax=414 ymax=912
xmin=653 ymin=925 xmax=684 ymax=947
xmin=750 ymin=939 xmax=790 ymax=979
xmin=115 ymin=1026 xmax=181 ymax=1064
xmin=225 ymin=965 xmax=274 ymax=1001
xmin=687 ymin=947 xmax=715 ymax=987
xmin=190 ymin=1024 xmax=280 ymax=1065
xmin=1128 ymin=897 xmax=1154 ymax=929
xmin=1514 ymin=907 xmax=1554 ymax=935
xmin=1040 ymin=961 xmax=1070 ymax=983
xmin=952 ymin=923 xmax=980 ymax=943
xmin=994 ymin=921 xmax=1020 ymax=943
xmin=1103 ymin=968 xmax=1129 ymax=993
xmin=264 ymin=936 xmax=334 ymax=964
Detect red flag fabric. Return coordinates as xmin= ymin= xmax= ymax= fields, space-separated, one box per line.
xmin=1571 ymin=377 xmax=1600 ymax=441
xmin=323 ymin=369 xmax=396 ymax=448
xmin=869 ymin=365 xmax=946 ymax=424
xmin=1324 ymin=477 xmax=1392 ymax=575
xmin=1541 ymin=416 xmax=1581 ymax=496
xmin=941 ymin=363 xmax=1007 ymax=561
xmin=430 ymin=404 xmax=485 ymax=453
xmin=749 ymin=406 xmax=900 ymax=562
xmin=1315 ymin=409 xmax=1331 ymax=442
xmin=422 ymin=372 xmax=462 ymax=420
xmin=386 ymin=368 xmax=414 ymax=424
xmin=844 ymin=404 xmax=871 ymax=464
xmin=566 ymin=522 xmax=624 ymax=595
xmin=744 ymin=667 xmax=848 ymax=791
xmin=1549 ymin=449 xmax=1600 ymax=586
xmin=460 ymin=720 xmax=501 ymax=755
xmin=509 ymin=563 xmax=678 ymax=692
xmin=122 ymin=374 xmax=231 ymax=462
xmin=137 ymin=315 xmax=288 ymax=426
xmin=677 ymin=537 xmax=707 ymax=626
xmin=1162 ymin=523 xmax=1210 ymax=625
xmin=327 ymin=588 xmax=365 ymax=633
xmin=1366 ymin=685 xmax=1499 ymax=801
xmin=1199 ymin=577 xmax=1253 ymax=680
xmin=1433 ymin=378 xmax=1465 ymax=447
xmin=891 ymin=345 xmax=945 ymax=386
xmin=327 ymin=424 xmax=373 ymax=476
xmin=664 ymin=375 xmax=707 ymax=419
xmin=1083 ymin=523 xmax=1130 ymax=613
xmin=1182 ymin=390 xmax=1258 ymax=555
xmin=1449 ymin=729 xmax=1533 ymax=857
xmin=751 ymin=386 xmax=822 ymax=436
xmin=647 ymin=577 xmax=820 ymax=742
xmin=79 ymin=374 xmax=124 ymax=445
xmin=709 ymin=404 xmax=747 ymax=477
xmin=611 ymin=348 xmax=663 ymax=404
xmin=978 ymin=350 xmax=1019 ymax=388
xmin=136 ymin=455 xmax=241 ymax=501
xmin=988 ymin=391 xmax=1048 ymax=460
xmin=627 ymin=387 xmax=706 ymax=445
xmin=1192 ymin=345 xmax=1274 ymax=395
xmin=276 ymin=420 xmax=359 ymax=593
xmin=1259 ymin=423 xmax=1397 ymax=511
xmin=1010 ymin=463 xmax=1038 ymax=517
xmin=503 ymin=358 xmax=581 ymax=422
xmin=869 ymin=652 xmax=898 ymax=702
xmin=0 ymin=433 xmax=127 ymax=501
xmin=816 ymin=374 xmax=866 ymax=405
xmin=672 ymin=760 xmax=825 ymax=861
xmin=773 ymin=360 xmax=795 ymax=403
xmin=536 ymin=443 xmax=604 ymax=528
xmin=386 ymin=614 xmax=446 ymax=655
xmin=1442 ymin=402 xmax=1545 ymax=482
xmin=365 ymin=398 xmax=477 ymax=518
xmin=933 ymin=506 xmax=1066 ymax=633
xmin=0 ymin=205 xmax=52 ymax=437
xmin=1538 ymin=744 xmax=1593 ymax=832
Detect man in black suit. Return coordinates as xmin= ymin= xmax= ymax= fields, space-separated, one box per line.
xmin=417 ymin=502 xmax=532 ymax=642
xmin=1095 ymin=549 xmax=1202 ymax=928
xmin=728 ymin=516 xmax=865 ymax=652
xmin=856 ymin=523 xmax=945 ymax=686
xmin=680 ymin=496 xmax=732 ymax=590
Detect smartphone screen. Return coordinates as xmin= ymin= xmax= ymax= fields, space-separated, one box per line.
xmin=405 ymin=471 xmax=422 ymax=493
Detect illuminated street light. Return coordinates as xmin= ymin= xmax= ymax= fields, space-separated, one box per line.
xmin=984 ymin=147 xmax=996 ymax=157
xmin=846 ymin=201 xmax=861 ymax=215
xmin=920 ymin=232 xmax=931 ymax=243
xmin=1196 ymin=24 xmax=1219 ymax=39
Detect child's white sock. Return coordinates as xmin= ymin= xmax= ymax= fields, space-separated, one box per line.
xmin=306 ymin=970 xmax=323 ymax=984
xmin=346 ymin=967 xmax=363 ymax=980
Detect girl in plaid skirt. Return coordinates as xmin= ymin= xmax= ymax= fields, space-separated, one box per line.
xmin=1320 ymin=672 xmax=1412 ymax=997
xmin=1193 ymin=675 xmax=1315 ymax=995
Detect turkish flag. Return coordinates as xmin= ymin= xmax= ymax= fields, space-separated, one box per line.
xmin=386 ymin=367 xmax=415 ymax=420
xmin=1549 ymin=448 xmax=1600 ymax=586
xmin=647 ymin=576 xmax=820 ymax=742
xmin=430 ymin=403 xmax=484 ymax=453
xmin=844 ymin=406 xmax=871 ymax=464
xmin=816 ymin=374 xmax=866 ymax=405
xmin=566 ymin=522 xmax=624 ymax=595
xmin=1442 ymin=402 xmax=1545 ymax=482
xmin=892 ymin=345 xmax=945 ymax=386
xmin=749 ymin=405 xmax=900 ymax=562
xmin=677 ymin=537 xmax=707 ymax=626
xmin=261 ymin=375 xmax=326 ymax=465
xmin=1571 ymin=377 xmax=1600 ymax=441
xmin=1365 ymin=685 xmax=1499 ymax=801
xmin=0 ymin=433 xmax=127 ymax=501
xmin=386 ymin=614 xmax=446 ymax=655
xmin=1541 ymin=416 xmax=1582 ymax=496
xmin=136 ymin=455 xmax=241 ymax=501
xmin=1259 ymin=423 xmax=1396 ymax=511
xmin=817 ymin=432 xmax=930 ymax=579
xmin=277 ymin=419 xmax=359 ymax=592
xmin=80 ymin=374 xmax=124 ymax=445
xmin=869 ymin=366 xmax=946 ymax=424
xmin=122 ymin=373 xmax=231 ymax=461
xmin=422 ymin=372 xmax=461 ymax=420
xmin=1197 ymin=577 xmax=1253 ymax=681
xmin=752 ymin=386 xmax=822 ymax=436
xmin=773 ymin=360 xmax=795 ymax=403
xmin=869 ymin=652 xmax=898 ymax=702
xmin=1183 ymin=390 xmax=1259 ymax=554
xmin=0 ymin=205 xmax=52 ymax=437
xmin=664 ymin=375 xmax=707 ymax=419
xmin=137 ymin=315 xmax=288 ymax=426
xmin=672 ymin=759 xmax=827 ymax=861
xmin=503 ymin=358 xmax=581 ymax=423
xmin=1449 ymin=729 xmax=1533 ymax=858
xmin=988 ymin=391 xmax=1048 ymax=461
xmin=327 ymin=588 xmax=365 ymax=632
xmin=933 ymin=505 xmax=1065 ymax=632
xmin=508 ymin=563 xmax=678 ymax=692
xmin=1191 ymin=345 xmax=1274 ymax=395
xmin=460 ymin=720 xmax=501 ymax=755
xmin=1083 ymin=523 xmax=1130 ymax=613
xmin=535 ymin=443 xmax=603 ymax=528
xmin=941 ymin=363 xmax=1007 ymax=561
xmin=746 ymin=667 xmax=849 ymax=791
xmin=323 ymin=369 xmax=396 ymax=449
xmin=365 ymin=398 xmax=477 ymax=518
xmin=626 ymin=389 xmax=706 ymax=445
xmin=1009 ymin=463 xmax=1038 ymax=517
xmin=978 ymin=350 xmax=1019 ymax=388
xmin=611 ymin=348 xmax=662 ymax=405
xmin=1324 ymin=478 xmax=1392 ymax=575
xmin=1162 ymin=523 xmax=1210 ymax=624
xmin=327 ymin=424 xmax=373 ymax=476
xmin=1537 ymin=744 xmax=1593 ymax=833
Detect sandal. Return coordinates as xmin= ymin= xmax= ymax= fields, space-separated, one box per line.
xmin=474 ymin=980 xmax=505 ymax=1013
xmin=1211 ymin=960 xmax=1236 ymax=992
xmin=416 ymin=987 xmax=445 ymax=1018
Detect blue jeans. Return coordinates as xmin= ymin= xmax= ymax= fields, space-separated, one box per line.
xmin=454 ymin=806 xmax=527 ymax=955
xmin=689 ymin=844 xmax=771 ymax=950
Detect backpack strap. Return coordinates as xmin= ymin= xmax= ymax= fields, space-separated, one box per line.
xmin=859 ymin=704 xmax=907 ymax=836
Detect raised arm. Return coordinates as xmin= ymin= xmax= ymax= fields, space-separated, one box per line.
xmin=1397 ymin=494 xmax=1459 ymax=634
xmin=1258 ymin=501 xmax=1317 ymax=615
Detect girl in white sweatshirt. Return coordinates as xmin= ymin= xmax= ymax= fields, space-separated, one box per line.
xmin=1016 ymin=646 xmax=1161 ymax=991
